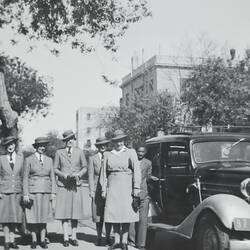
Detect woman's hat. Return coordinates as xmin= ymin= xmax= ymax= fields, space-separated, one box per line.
xmin=32 ymin=137 xmax=49 ymax=147
xmin=2 ymin=136 xmax=18 ymax=146
xmin=62 ymin=130 xmax=76 ymax=141
xmin=95 ymin=136 xmax=110 ymax=146
xmin=111 ymin=130 xmax=127 ymax=141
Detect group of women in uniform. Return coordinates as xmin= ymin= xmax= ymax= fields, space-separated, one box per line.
xmin=0 ymin=130 xmax=87 ymax=250
xmin=0 ymin=129 xmax=142 ymax=250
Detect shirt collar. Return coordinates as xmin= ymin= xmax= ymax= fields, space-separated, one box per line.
xmin=35 ymin=152 xmax=43 ymax=159
xmin=111 ymin=146 xmax=127 ymax=155
xmin=7 ymin=152 xmax=16 ymax=161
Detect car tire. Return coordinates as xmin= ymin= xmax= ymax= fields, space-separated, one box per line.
xmin=194 ymin=213 xmax=229 ymax=250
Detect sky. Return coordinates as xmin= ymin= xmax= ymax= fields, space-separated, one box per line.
xmin=1 ymin=0 xmax=250 ymax=146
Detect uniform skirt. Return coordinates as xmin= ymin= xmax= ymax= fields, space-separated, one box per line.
xmin=0 ymin=193 xmax=22 ymax=223
xmin=104 ymin=172 xmax=139 ymax=223
xmin=92 ymin=182 xmax=105 ymax=223
xmin=55 ymin=186 xmax=85 ymax=220
xmin=25 ymin=193 xmax=53 ymax=224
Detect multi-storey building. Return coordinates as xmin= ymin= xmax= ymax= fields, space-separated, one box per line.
xmin=120 ymin=55 xmax=201 ymax=106
xmin=76 ymin=107 xmax=107 ymax=150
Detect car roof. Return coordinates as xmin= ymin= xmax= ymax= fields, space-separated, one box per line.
xmin=146 ymin=132 xmax=250 ymax=145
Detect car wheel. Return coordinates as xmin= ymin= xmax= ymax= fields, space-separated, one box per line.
xmin=194 ymin=214 xmax=229 ymax=250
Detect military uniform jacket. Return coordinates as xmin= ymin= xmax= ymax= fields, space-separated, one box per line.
xmin=88 ymin=153 xmax=103 ymax=197
xmin=139 ymin=158 xmax=152 ymax=200
xmin=0 ymin=152 xmax=24 ymax=194
xmin=54 ymin=147 xmax=87 ymax=187
xmin=23 ymin=153 xmax=56 ymax=195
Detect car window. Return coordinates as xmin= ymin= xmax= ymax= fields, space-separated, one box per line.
xmin=193 ymin=140 xmax=250 ymax=163
xmin=162 ymin=142 xmax=189 ymax=169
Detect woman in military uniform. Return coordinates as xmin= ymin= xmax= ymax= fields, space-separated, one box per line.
xmin=100 ymin=130 xmax=141 ymax=250
xmin=23 ymin=137 xmax=56 ymax=249
xmin=54 ymin=130 xmax=87 ymax=247
xmin=0 ymin=136 xmax=24 ymax=250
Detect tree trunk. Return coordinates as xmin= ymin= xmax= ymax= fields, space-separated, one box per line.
xmin=0 ymin=57 xmax=18 ymax=137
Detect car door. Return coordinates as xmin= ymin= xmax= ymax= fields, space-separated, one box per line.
xmin=162 ymin=141 xmax=195 ymax=225
xmin=146 ymin=143 xmax=166 ymax=208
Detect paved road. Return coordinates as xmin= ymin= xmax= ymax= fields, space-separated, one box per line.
xmin=0 ymin=221 xmax=192 ymax=250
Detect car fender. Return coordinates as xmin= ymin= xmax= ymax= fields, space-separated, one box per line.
xmin=176 ymin=194 xmax=250 ymax=239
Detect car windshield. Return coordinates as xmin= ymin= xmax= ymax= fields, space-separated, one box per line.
xmin=193 ymin=139 xmax=250 ymax=163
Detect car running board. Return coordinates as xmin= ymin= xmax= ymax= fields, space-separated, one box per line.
xmin=148 ymin=223 xmax=177 ymax=232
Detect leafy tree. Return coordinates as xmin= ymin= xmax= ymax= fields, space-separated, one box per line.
xmin=0 ymin=0 xmax=151 ymax=54
xmin=4 ymin=54 xmax=53 ymax=118
xmin=0 ymin=0 xmax=150 ymax=135
xmin=181 ymin=56 xmax=250 ymax=126
xmin=0 ymin=55 xmax=53 ymax=137
xmin=46 ymin=130 xmax=64 ymax=159
xmin=100 ymin=91 xmax=178 ymax=146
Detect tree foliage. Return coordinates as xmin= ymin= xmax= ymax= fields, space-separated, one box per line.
xmin=181 ymin=56 xmax=250 ymax=126
xmin=46 ymin=130 xmax=64 ymax=158
xmin=0 ymin=0 xmax=151 ymax=53
xmin=2 ymin=54 xmax=53 ymax=119
xmin=101 ymin=91 xmax=178 ymax=146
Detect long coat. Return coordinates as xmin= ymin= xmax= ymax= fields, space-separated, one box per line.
xmin=54 ymin=147 xmax=87 ymax=220
xmin=23 ymin=154 xmax=56 ymax=195
xmin=0 ymin=152 xmax=24 ymax=223
xmin=100 ymin=147 xmax=141 ymax=223
xmin=23 ymin=153 xmax=56 ymax=224
xmin=88 ymin=153 xmax=104 ymax=222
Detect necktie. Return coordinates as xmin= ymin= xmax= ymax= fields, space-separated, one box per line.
xmin=68 ymin=147 xmax=71 ymax=158
xmin=9 ymin=153 xmax=14 ymax=170
xmin=39 ymin=153 xmax=43 ymax=165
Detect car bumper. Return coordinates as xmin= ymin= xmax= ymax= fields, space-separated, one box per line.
xmin=230 ymin=240 xmax=250 ymax=250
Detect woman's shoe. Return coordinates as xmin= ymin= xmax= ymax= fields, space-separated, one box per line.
xmin=63 ymin=240 xmax=69 ymax=247
xmin=95 ymin=238 xmax=102 ymax=246
xmin=9 ymin=242 xmax=19 ymax=249
xmin=30 ymin=242 xmax=37 ymax=249
xmin=108 ymin=243 xmax=120 ymax=250
xmin=4 ymin=242 xmax=10 ymax=250
xmin=70 ymin=239 xmax=79 ymax=246
xmin=40 ymin=241 xmax=48 ymax=249
xmin=121 ymin=243 xmax=128 ymax=250
xmin=105 ymin=237 xmax=112 ymax=246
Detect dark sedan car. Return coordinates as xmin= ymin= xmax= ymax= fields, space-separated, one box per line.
xmin=146 ymin=133 xmax=250 ymax=250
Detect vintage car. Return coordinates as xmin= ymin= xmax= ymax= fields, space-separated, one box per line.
xmin=146 ymin=132 xmax=250 ymax=250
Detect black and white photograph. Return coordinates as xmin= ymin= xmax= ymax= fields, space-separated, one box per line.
xmin=1 ymin=0 xmax=250 ymax=250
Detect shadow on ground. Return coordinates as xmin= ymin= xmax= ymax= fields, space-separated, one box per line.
xmin=147 ymin=232 xmax=192 ymax=250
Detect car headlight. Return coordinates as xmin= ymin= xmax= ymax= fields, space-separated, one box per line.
xmin=240 ymin=178 xmax=250 ymax=199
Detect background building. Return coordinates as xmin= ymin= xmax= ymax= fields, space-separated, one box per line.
xmin=120 ymin=55 xmax=202 ymax=106
xmin=76 ymin=107 xmax=106 ymax=150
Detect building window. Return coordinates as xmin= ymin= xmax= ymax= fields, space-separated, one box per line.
xmin=87 ymin=113 xmax=91 ymax=120
xmin=180 ymin=78 xmax=188 ymax=94
xmin=87 ymin=127 xmax=91 ymax=134
xmin=145 ymin=81 xmax=148 ymax=94
xmin=135 ymin=85 xmax=144 ymax=97
xmin=125 ymin=93 xmax=130 ymax=106
xmin=149 ymin=79 xmax=154 ymax=92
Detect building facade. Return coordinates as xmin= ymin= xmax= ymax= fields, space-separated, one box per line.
xmin=120 ymin=55 xmax=201 ymax=106
xmin=76 ymin=107 xmax=106 ymax=150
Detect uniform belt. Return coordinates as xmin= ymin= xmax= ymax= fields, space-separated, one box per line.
xmin=108 ymin=171 xmax=132 ymax=176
